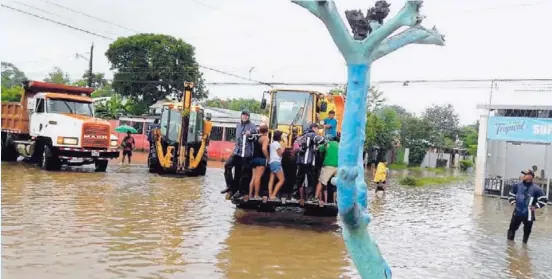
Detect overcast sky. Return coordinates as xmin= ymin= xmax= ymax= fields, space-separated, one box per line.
xmin=2 ymin=0 xmax=551 ymax=124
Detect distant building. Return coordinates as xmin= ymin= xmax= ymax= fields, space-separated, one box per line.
xmin=474 ymin=104 xmax=552 ymax=200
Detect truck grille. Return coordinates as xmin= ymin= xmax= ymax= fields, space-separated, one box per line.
xmin=82 ymin=123 xmax=110 ymax=148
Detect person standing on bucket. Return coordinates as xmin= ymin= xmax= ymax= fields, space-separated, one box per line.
xmin=221 ymin=109 xmax=257 ymax=198
xmin=507 ymin=169 xmax=548 ymax=244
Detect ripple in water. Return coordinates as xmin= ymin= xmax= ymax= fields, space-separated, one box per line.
xmin=2 ymin=162 xmax=551 ymax=278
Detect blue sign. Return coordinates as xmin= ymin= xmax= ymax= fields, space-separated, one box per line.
xmin=487 ymin=116 xmax=552 ymax=143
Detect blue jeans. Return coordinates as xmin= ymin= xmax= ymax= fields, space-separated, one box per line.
xmin=269 ymin=162 xmax=282 ymax=173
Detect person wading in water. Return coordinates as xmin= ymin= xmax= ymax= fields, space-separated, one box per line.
xmin=507 ymin=169 xmax=547 ymax=244
xmin=248 ymin=123 xmax=269 ymax=200
xmin=121 ymin=131 xmax=135 ymax=164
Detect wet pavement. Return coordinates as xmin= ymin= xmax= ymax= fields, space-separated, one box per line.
xmin=2 ymin=162 xmax=552 ymax=279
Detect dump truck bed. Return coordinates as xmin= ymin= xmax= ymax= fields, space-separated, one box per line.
xmin=1 ymin=102 xmax=28 ymax=134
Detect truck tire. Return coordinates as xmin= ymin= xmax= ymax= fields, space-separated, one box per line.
xmin=41 ymin=144 xmax=61 ymax=171
xmin=94 ymin=160 xmax=108 ymax=172
xmin=147 ymin=151 xmax=161 ymax=173
xmin=197 ymin=156 xmax=207 ymax=176
xmin=1 ymin=133 xmax=18 ymax=162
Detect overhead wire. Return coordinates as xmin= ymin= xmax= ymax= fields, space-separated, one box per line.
xmin=42 ymin=0 xmax=139 ymax=34
xmin=4 ymin=1 xmax=552 ymax=90
xmin=1 ymin=3 xmax=264 ymax=85
xmin=1 ymin=4 xmax=115 ymax=40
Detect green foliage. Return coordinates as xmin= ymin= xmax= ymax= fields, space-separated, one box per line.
xmin=399 ymin=176 xmax=417 ymax=186
xmin=1 ymin=62 xmax=27 ymax=88
xmin=366 ymin=86 xmax=386 ymax=113
xmin=329 ymin=87 xmax=344 ymax=95
xmin=80 ymin=71 xmax=108 ymax=89
xmin=91 ymin=83 xmax=116 ymax=98
xmin=106 ymin=33 xmax=208 ymax=106
xmin=1 ymin=85 xmax=24 ymax=102
xmin=202 ymin=97 xmax=267 ymax=115
xmin=459 ymin=160 xmax=474 ymax=171
xmin=365 ymin=99 xmax=401 ymax=153
xmin=399 ymin=175 xmax=467 ymax=186
xmin=95 ymin=95 xmax=130 ymax=119
xmin=44 ymin=67 xmax=71 ymax=84
xmin=422 ymin=104 xmax=460 ymax=143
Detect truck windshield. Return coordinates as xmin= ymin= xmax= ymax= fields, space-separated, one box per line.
xmin=47 ymin=99 xmax=94 ymax=116
xmin=271 ymin=91 xmax=314 ymax=127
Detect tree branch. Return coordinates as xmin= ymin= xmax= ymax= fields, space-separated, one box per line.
xmin=362 ymin=0 xmax=425 ymax=57
xmin=370 ymin=25 xmax=445 ymax=62
xmin=292 ymin=0 xmax=356 ymax=58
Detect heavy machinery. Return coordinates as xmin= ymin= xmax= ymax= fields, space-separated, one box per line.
xmin=260 ymin=89 xmax=345 ymax=147
xmin=1 ymin=81 xmax=119 ymax=171
xmin=228 ymin=89 xmax=345 ymax=216
xmin=148 ymin=82 xmax=213 ymax=176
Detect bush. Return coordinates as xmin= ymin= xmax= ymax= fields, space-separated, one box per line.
xmin=399 ymin=176 xmax=418 ymax=186
xmin=459 ymin=160 xmax=474 ymax=171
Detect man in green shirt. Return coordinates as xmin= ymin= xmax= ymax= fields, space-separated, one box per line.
xmin=315 ymin=135 xmax=339 ymax=205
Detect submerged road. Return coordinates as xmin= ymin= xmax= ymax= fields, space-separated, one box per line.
xmin=2 ymin=162 xmax=551 ymax=279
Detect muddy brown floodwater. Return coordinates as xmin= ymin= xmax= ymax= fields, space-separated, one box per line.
xmin=2 ymin=162 xmax=552 ymax=279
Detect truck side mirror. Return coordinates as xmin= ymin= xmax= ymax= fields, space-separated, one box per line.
xmin=260 ymin=91 xmax=268 ymax=110
xmin=205 ymin=113 xmax=212 ymax=121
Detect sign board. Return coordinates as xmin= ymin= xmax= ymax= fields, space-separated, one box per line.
xmin=487 ymin=116 xmax=552 ymax=143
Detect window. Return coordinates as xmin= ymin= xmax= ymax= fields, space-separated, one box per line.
xmin=210 ymin=126 xmax=223 ymax=141
xmin=47 ymin=99 xmax=94 ymax=116
xmin=36 ymin=98 xmax=45 ymax=113
xmin=270 ymin=91 xmax=314 ymax=128
xmin=224 ymin=127 xmax=236 ymax=142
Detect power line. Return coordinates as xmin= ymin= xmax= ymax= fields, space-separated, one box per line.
xmin=1 ymin=3 xmax=261 ymax=85
xmin=1 ymin=4 xmax=114 ymax=40
xmin=42 ymin=0 xmax=139 ymax=34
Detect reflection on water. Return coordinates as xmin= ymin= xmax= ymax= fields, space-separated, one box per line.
xmin=2 ymin=162 xmax=552 ymax=279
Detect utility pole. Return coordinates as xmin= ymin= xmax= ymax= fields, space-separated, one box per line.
xmin=88 ymin=43 xmax=94 ymax=87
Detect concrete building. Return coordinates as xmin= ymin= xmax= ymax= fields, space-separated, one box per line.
xmin=474 ymin=104 xmax=552 ymax=200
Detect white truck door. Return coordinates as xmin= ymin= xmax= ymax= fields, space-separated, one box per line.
xmin=29 ymin=98 xmax=46 ymax=136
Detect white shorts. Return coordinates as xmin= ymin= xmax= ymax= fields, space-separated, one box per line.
xmin=319 ymin=166 xmax=337 ymax=185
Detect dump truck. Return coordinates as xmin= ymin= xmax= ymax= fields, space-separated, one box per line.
xmin=1 ymin=81 xmax=119 ymax=171
xmin=147 ymin=82 xmax=213 ymax=176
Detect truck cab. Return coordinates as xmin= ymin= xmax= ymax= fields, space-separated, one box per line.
xmin=1 ymin=81 xmax=119 ymax=171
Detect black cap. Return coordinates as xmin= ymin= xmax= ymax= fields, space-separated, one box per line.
xmin=309 ymin=122 xmax=319 ymax=129
xmin=521 ymin=169 xmax=535 ymax=177
xmin=241 ymin=109 xmax=250 ymax=116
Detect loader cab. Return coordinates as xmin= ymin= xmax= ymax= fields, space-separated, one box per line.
xmin=158 ymin=105 xmax=206 ymax=144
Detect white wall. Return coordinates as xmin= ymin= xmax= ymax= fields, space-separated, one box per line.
xmin=487 ymin=141 xmax=551 ymax=179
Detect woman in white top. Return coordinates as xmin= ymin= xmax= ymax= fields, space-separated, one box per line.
xmin=268 ymin=130 xmax=285 ymax=200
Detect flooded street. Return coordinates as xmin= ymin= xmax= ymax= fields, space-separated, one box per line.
xmin=2 ymin=162 xmax=552 ymax=279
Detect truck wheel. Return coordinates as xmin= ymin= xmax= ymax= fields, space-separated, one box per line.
xmin=1 ymin=133 xmax=18 ymax=162
xmin=148 ymin=153 xmax=161 ymax=173
xmin=94 ymin=160 xmax=108 ymax=172
xmin=41 ymin=144 xmax=61 ymax=171
xmin=197 ymin=157 xmax=207 ymax=176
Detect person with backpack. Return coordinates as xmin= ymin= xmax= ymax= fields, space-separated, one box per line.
xmin=294 ymin=123 xmax=325 ymax=205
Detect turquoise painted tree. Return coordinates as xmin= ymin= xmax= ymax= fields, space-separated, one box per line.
xmin=291 ymin=1 xmax=445 ymax=278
